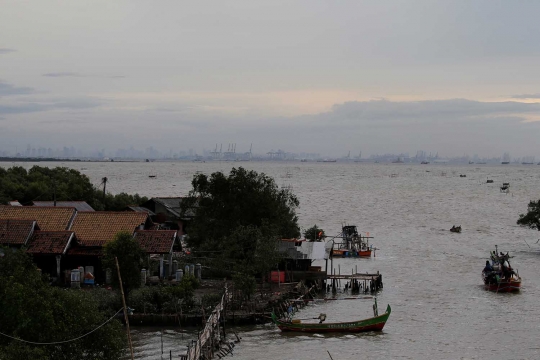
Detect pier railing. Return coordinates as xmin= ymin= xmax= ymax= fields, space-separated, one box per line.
xmin=186 ymin=285 xmax=229 ymax=360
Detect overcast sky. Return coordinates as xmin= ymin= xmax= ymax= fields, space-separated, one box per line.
xmin=1 ymin=1 xmax=540 ymax=158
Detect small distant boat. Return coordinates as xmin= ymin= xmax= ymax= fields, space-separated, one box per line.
xmin=148 ymin=175 xmax=156 ymax=178
xmin=450 ymin=225 xmax=461 ymax=233
xmin=482 ymin=246 xmax=521 ymax=293
xmin=477 ymin=162 xmax=486 ymax=164
xmin=469 ymin=161 xmax=474 ymax=164
xmin=459 ymin=174 xmax=466 ymax=178
xmin=522 ymin=162 xmax=534 ymax=165
xmin=486 ymin=179 xmax=494 ymax=183
xmin=500 ymin=182 xmax=510 ymax=193
xmin=271 ymin=303 xmax=391 ymax=333
xmin=501 ymin=161 xmax=509 ymax=164
xmin=421 ymin=161 xmax=429 ymax=164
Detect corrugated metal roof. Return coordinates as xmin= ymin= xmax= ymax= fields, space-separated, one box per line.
xmin=33 ymin=201 xmax=95 ymax=211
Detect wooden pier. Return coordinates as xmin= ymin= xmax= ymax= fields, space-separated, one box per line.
xmin=326 ymin=272 xmax=383 ymax=293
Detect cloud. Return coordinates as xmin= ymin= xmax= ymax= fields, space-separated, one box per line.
xmin=0 ymin=81 xmax=35 ymax=96
xmin=0 ymin=97 xmax=103 ymax=115
xmin=511 ymin=94 xmax=540 ymax=99
xmin=0 ymin=48 xmax=15 ymax=54
xmin=43 ymin=72 xmax=125 ymax=79
xmin=43 ymin=72 xmax=84 ymax=77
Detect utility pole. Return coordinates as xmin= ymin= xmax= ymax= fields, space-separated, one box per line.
xmin=115 ymin=257 xmax=135 ymax=360
xmin=102 ymin=177 xmax=107 ymax=202
xmin=53 ymin=179 xmax=57 ymax=207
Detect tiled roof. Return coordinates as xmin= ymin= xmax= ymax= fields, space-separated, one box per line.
xmin=0 ymin=206 xmax=76 ymax=231
xmin=134 ymin=230 xmax=177 ymax=254
xmin=26 ymin=231 xmax=74 ymax=255
xmin=0 ymin=219 xmax=38 ymax=245
xmin=70 ymin=212 xmax=148 ymax=246
xmin=33 ymin=201 xmax=95 ymax=212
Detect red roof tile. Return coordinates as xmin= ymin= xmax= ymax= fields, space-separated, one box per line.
xmin=134 ymin=230 xmax=177 ymax=254
xmin=70 ymin=212 xmax=148 ymax=246
xmin=0 ymin=206 xmax=76 ymax=231
xmin=26 ymin=231 xmax=74 ymax=255
xmin=0 ymin=219 xmax=38 ymax=245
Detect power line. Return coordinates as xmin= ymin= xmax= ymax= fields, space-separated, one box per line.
xmin=0 ymin=308 xmax=124 ymax=345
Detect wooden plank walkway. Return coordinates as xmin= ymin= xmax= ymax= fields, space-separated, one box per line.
xmin=327 ymin=273 xmax=381 ymax=281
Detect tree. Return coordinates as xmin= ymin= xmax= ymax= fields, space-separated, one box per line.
xmin=517 ymin=199 xmax=540 ymax=231
xmin=102 ymin=231 xmax=146 ymax=295
xmin=0 ymin=247 xmax=126 ymax=359
xmin=181 ymin=167 xmax=300 ymax=252
xmin=0 ymin=166 xmax=148 ymax=211
xmin=304 ymin=225 xmax=325 ymax=241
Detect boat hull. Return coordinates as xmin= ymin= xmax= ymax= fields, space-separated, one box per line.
xmin=482 ymin=274 xmax=521 ymax=293
xmin=483 ymin=279 xmax=521 ymax=293
xmin=332 ymin=249 xmax=372 ymax=257
xmin=272 ymin=305 xmax=390 ymax=333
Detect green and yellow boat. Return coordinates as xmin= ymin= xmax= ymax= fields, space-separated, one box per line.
xmin=271 ymin=304 xmax=391 ymax=333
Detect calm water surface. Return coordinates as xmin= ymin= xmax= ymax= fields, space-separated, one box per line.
xmin=5 ymin=161 xmax=540 ymax=359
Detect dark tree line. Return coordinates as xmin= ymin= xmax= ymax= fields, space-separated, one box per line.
xmin=0 ymin=166 xmax=148 ymax=210
xmin=0 ymin=248 xmax=126 ymax=359
xmin=181 ymin=167 xmax=301 ymax=294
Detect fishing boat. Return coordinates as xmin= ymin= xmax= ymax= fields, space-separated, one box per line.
xmin=421 ymin=161 xmax=429 ymax=164
xmin=482 ymin=246 xmax=521 ymax=293
xmin=271 ymin=302 xmax=391 ymax=333
xmin=331 ymin=225 xmax=375 ymax=257
xmin=450 ymin=225 xmax=461 ymax=233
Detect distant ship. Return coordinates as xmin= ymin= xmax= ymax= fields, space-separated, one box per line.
xmin=522 ymin=162 xmax=534 ymax=165
xmin=501 ymin=162 xmax=510 ymax=164
xmin=421 ymin=161 xmax=429 ymax=164
xmin=469 ymin=161 xmax=474 ymax=164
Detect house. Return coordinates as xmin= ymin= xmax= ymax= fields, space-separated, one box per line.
xmin=26 ymin=231 xmax=77 ymax=282
xmin=140 ymin=197 xmax=193 ymax=234
xmin=32 ymin=201 xmax=95 ymax=211
xmin=134 ymin=230 xmax=180 ymax=279
xmin=0 ymin=205 xmax=76 ymax=231
xmin=1 ymin=206 xmax=184 ymax=284
xmin=0 ymin=219 xmax=40 ymax=247
xmin=66 ymin=211 xmax=150 ymax=281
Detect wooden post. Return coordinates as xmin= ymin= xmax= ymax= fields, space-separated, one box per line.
xmin=115 ymin=257 xmax=135 ymax=360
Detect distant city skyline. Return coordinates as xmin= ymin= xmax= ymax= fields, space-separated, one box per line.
xmin=0 ymin=143 xmax=534 ymax=164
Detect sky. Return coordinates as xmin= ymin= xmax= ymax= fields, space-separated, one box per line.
xmin=1 ymin=0 xmax=540 ymax=158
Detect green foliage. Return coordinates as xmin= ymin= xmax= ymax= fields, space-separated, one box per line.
xmin=517 ymin=199 xmax=540 ymax=231
xmin=232 ymin=273 xmax=257 ymax=300
xmin=304 ymin=225 xmax=325 ymax=241
xmin=102 ymin=231 xmax=146 ymax=295
xmin=0 ymin=165 xmax=148 ymax=210
xmin=0 ymin=247 xmax=126 ymax=359
xmin=181 ymin=167 xmax=299 ymax=281
xmin=128 ymin=275 xmax=198 ymax=314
